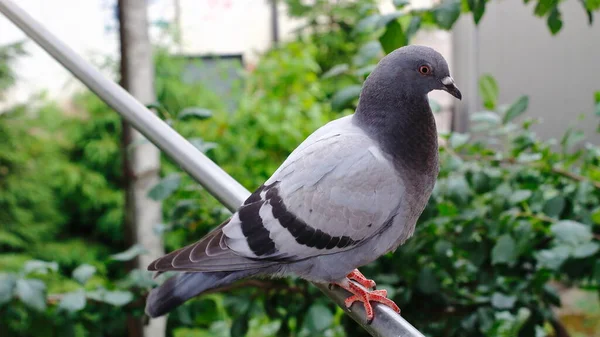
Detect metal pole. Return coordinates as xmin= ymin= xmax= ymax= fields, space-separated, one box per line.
xmin=0 ymin=1 xmax=426 ymax=336
xmin=270 ymin=0 xmax=279 ymax=44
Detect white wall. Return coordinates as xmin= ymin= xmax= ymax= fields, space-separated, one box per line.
xmin=452 ymin=1 xmax=600 ymax=143
xmin=0 ymin=0 xmax=115 ymax=106
xmin=0 ymin=0 xmax=172 ymax=108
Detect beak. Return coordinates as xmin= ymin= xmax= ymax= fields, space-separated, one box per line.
xmin=441 ymin=76 xmax=462 ymax=100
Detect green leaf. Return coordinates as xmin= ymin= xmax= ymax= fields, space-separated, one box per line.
xmin=536 ymin=245 xmax=570 ymax=270
xmin=550 ymin=220 xmax=593 ymax=245
xmin=72 ymin=264 xmax=96 ymax=285
xmin=543 ymin=196 xmax=565 ymax=217
xmin=87 ymin=289 xmax=133 ymax=307
xmin=470 ymin=111 xmax=501 ymax=125
xmin=437 ymin=202 xmax=458 ymax=216
xmin=572 ymin=242 xmax=599 ymax=258
xmin=433 ymin=0 xmax=462 ymax=29
xmin=547 ymin=7 xmax=563 ymax=34
xmin=376 ymin=274 xmax=400 ymax=284
xmin=491 ymin=234 xmax=518 ymax=266
xmin=379 ymin=20 xmax=407 ymax=54
xmin=450 ymin=132 xmax=470 ymax=148
xmin=0 ymin=274 xmax=16 ymax=305
xmin=509 ymin=190 xmax=532 ymax=204
xmin=189 ymin=138 xmax=217 ymax=153
xmin=0 ymin=230 xmax=26 ymax=249
xmin=561 ymin=129 xmax=585 ymax=150
xmin=543 ymin=284 xmax=561 ymax=306
xmin=16 ymin=278 xmax=46 ymax=311
xmin=305 ymin=304 xmax=334 ymax=332
xmin=502 ymin=96 xmax=529 ymax=124
xmin=354 ymin=65 xmax=377 ymax=77
xmin=353 ymin=41 xmax=383 ymax=66
xmin=148 ymin=173 xmax=181 ymax=201
xmin=122 ymin=269 xmax=157 ymax=288
xmin=23 ymin=260 xmax=58 ymax=275
xmin=585 ymin=0 xmax=600 ymax=11
xmin=479 ymin=74 xmax=499 ymax=110
xmin=516 ymin=152 xmax=542 ymax=163
xmin=177 ymin=107 xmax=212 ymax=120
xmin=591 ymin=207 xmax=600 ymax=224
xmin=446 ymin=175 xmax=471 ymax=204
xmin=58 ymin=290 xmax=86 ymax=312
xmin=491 ymin=292 xmax=517 ymax=309
xmin=331 ymin=85 xmax=362 ymax=110
xmin=393 ymin=0 xmax=410 ymax=7
xmin=322 ymin=64 xmax=349 ymax=79
xmin=146 ymin=102 xmax=164 ymax=112
xmin=405 ymin=17 xmax=422 ymax=41
xmin=104 ymin=290 xmax=134 ymax=306
xmin=434 ymin=240 xmax=453 ymax=256
xmin=534 ymin=0 xmax=557 ymax=17
xmin=378 ymin=12 xmax=404 ymax=28
xmin=110 ymin=243 xmax=148 ymax=261
xmin=429 ymin=98 xmax=442 ymax=113
xmin=417 ymin=268 xmax=439 ymax=294
xmin=230 ymin=314 xmax=249 ymax=337
xmin=355 ymin=14 xmax=382 ymax=33
xmin=174 ymin=328 xmax=216 ymax=337
xmin=467 ymin=0 xmax=487 ymax=24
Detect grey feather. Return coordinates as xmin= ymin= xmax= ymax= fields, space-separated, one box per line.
xmin=145 ymin=270 xmax=259 ymax=318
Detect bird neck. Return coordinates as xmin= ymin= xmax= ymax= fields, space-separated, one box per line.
xmin=353 ymin=92 xmax=439 ymax=177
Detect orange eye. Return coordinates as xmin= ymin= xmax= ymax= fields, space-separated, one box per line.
xmin=418 ymin=65 xmax=431 ymax=75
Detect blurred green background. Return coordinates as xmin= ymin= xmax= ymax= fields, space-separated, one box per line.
xmin=1 ymin=1 xmax=600 ymax=337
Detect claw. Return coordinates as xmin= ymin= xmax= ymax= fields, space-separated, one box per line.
xmin=332 ymin=277 xmax=400 ymax=323
xmin=347 ymin=269 xmax=376 ymax=289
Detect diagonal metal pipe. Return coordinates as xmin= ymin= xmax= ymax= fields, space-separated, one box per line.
xmin=0 ymin=1 xmax=426 ymax=336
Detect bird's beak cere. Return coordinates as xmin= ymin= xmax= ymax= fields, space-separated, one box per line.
xmin=440 ymin=76 xmax=462 ymax=100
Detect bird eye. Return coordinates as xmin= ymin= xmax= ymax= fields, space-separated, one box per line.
xmin=418 ymin=65 xmax=431 ymax=75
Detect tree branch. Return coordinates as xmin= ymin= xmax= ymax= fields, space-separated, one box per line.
xmin=550 ymin=315 xmax=572 ymax=337
xmin=441 ymin=145 xmax=600 ymax=189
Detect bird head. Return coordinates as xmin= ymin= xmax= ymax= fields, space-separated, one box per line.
xmin=366 ymin=45 xmax=462 ymax=101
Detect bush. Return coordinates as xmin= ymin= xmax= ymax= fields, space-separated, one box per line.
xmin=1 ymin=1 xmax=600 ymax=337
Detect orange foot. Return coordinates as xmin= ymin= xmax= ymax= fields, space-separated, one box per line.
xmin=347 ymin=269 xmax=376 ymax=289
xmin=332 ymin=274 xmax=400 ymax=324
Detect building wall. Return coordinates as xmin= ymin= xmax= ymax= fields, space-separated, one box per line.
xmin=452 ymin=1 xmax=600 ymax=143
xmin=0 ymin=0 xmax=117 ymax=106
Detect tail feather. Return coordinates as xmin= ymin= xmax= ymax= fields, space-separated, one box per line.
xmin=145 ymin=270 xmax=254 ymax=318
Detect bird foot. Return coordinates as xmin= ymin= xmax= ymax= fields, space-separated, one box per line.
xmin=332 ymin=278 xmax=400 ymax=324
xmin=347 ymin=269 xmax=376 ymax=289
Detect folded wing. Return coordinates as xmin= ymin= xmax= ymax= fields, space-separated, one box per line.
xmin=148 ymin=117 xmax=405 ymax=272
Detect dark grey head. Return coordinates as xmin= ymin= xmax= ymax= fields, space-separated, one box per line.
xmin=354 ymin=45 xmax=461 ymax=177
xmin=359 ymin=45 xmax=461 ymax=105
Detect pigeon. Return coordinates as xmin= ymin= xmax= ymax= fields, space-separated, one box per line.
xmin=145 ymin=45 xmax=462 ymax=323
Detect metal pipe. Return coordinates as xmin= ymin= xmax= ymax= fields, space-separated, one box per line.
xmin=0 ymin=1 xmax=426 ymax=336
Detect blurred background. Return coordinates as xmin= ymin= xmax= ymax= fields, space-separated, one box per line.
xmin=0 ymin=0 xmax=599 ymax=337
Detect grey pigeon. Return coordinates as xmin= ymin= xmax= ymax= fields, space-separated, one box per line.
xmin=145 ymin=45 xmax=462 ymax=323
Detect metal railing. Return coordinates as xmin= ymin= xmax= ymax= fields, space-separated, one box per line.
xmin=0 ymin=1 xmax=426 ymax=336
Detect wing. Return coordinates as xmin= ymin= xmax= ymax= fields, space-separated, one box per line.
xmin=148 ymin=116 xmax=404 ymax=272
xmin=222 ymin=119 xmax=405 ymax=261
xmin=148 ymin=219 xmax=278 ymax=272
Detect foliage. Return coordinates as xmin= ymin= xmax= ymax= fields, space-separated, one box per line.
xmin=2 ymin=1 xmax=600 ymax=337
xmin=0 ymin=41 xmax=26 ymax=96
